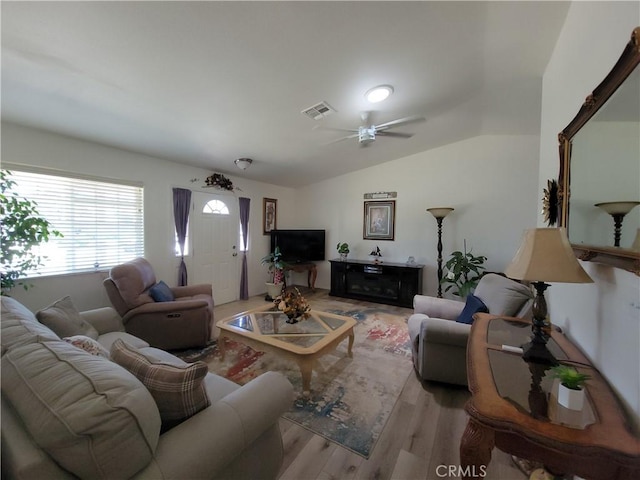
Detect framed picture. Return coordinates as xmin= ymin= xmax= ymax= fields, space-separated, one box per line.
xmin=363 ymin=200 xmax=395 ymax=240
xmin=263 ymin=198 xmax=277 ymax=235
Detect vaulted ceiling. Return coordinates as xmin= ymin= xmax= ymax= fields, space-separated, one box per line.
xmin=1 ymin=1 xmax=570 ymax=187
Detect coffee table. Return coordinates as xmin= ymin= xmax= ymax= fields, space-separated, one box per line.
xmin=217 ymin=304 xmax=356 ymax=395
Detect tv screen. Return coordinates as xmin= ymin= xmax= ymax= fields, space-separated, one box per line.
xmin=270 ymin=229 xmax=326 ymax=263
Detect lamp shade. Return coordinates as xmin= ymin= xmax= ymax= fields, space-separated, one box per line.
xmin=594 ymin=201 xmax=640 ymax=215
xmin=427 ymin=207 xmax=454 ymax=219
xmin=504 ymin=228 xmax=593 ymax=284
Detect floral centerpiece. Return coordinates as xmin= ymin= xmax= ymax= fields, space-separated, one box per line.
xmin=274 ymin=287 xmax=311 ymax=323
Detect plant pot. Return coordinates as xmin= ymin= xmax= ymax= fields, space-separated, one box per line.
xmin=339 ymin=252 xmax=348 ymax=261
xmin=558 ymin=383 xmax=585 ymax=411
xmin=265 ymin=282 xmax=283 ymax=301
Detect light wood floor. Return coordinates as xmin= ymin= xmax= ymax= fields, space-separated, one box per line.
xmin=214 ymin=288 xmax=526 ymax=480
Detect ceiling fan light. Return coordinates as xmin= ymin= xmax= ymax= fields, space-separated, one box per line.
xmin=234 ymin=158 xmax=253 ymax=170
xmin=365 ymin=85 xmax=394 ymax=103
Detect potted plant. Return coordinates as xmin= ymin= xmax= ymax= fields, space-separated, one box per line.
xmin=336 ymin=242 xmax=349 ymax=261
xmin=260 ymin=246 xmax=286 ymax=300
xmin=1 ymin=169 xmax=62 ymax=294
xmin=440 ymin=241 xmax=487 ymax=298
xmin=551 ymin=364 xmax=590 ymax=410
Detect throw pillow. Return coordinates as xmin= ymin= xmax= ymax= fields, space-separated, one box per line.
xmin=110 ymin=339 xmax=210 ymax=431
xmin=64 ymin=335 xmax=110 ymax=358
xmin=456 ymin=294 xmax=489 ymax=325
xmin=149 ymin=280 xmax=175 ymax=302
xmin=36 ymin=296 xmax=100 ymax=339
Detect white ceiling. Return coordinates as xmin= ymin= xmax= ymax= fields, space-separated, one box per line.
xmin=1 ymin=1 xmax=570 ymax=187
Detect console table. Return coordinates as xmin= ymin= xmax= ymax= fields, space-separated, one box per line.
xmin=460 ymin=313 xmax=640 ymax=480
xmin=329 ymin=259 xmax=423 ymax=308
xmin=284 ymin=262 xmax=317 ymax=290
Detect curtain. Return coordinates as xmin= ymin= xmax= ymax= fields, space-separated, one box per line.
xmin=239 ymin=197 xmax=250 ymax=299
xmin=173 ymin=188 xmax=192 ymax=286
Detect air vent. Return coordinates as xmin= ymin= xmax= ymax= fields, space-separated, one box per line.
xmin=301 ymin=101 xmax=336 ymax=120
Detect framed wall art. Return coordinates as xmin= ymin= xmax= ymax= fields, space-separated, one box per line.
xmin=363 ymin=200 xmax=395 ymax=240
xmin=263 ymin=198 xmax=277 ymax=235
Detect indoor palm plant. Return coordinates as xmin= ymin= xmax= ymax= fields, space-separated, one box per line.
xmin=440 ymin=241 xmax=487 ymax=298
xmin=260 ymin=246 xmax=286 ymax=300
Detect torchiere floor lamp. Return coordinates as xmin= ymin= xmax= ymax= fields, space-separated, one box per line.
xmin=427 ymin=207 xmax=454 ymax=298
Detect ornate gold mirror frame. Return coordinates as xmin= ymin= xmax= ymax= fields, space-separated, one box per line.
xmin=558 ymin=27 xmax=640 ymax=276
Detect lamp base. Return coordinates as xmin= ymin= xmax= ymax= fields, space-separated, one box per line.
xmin=522 ymin=339 xmax=558 ymax=365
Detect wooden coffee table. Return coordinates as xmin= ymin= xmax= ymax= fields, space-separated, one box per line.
xmin=216 ymin=304 xmax=356 ymax=395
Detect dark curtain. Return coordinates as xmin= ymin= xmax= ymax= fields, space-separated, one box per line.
xmin=173 ymin=188 xmax=192 ymax=286
xmin=239 ymin=197 xmax=250 ymax=299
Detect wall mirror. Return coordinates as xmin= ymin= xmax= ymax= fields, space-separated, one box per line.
xmin=558 ymin=27 xmax=640 ymax=275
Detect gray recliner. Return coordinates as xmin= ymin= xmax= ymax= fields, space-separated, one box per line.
xmin=407 ymin=273 xmax=534 ymax=386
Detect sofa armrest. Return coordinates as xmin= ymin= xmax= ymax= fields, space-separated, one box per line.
xmin=172 ymin=284 xmax=213 ymax=299
xmin=420 ymin=317 xmax=472 ymax=348
xmin=143 ymin=372 xmax=293 ymax=479
xmin=79 ymin=307 xmax=125 ymax=334
xmin=413 ymin=295 xmax=465 ymax=320
xmin=122 ymin=299 xmax=210 ymax=320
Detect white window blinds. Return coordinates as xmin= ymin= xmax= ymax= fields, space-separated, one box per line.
xmin=6 ymin=168 xmax=144 ymax=277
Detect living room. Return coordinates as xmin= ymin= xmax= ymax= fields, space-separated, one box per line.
xmin=2 ymin=1 xmax=639 ymax=479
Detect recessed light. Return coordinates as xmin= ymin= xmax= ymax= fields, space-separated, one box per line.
xmin=365 ymin=85 xmax=394 ymax=103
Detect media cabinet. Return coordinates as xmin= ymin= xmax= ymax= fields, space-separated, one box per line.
xmin=329 ymin=259 xmax=424 ymax=308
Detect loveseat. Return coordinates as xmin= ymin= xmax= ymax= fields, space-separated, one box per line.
xmin=1 ymin=296 xmax=294 ymax=480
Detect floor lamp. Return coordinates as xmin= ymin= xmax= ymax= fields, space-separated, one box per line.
xmin=594 ymin=201 xmax=640 ymax=247
xmin=427 ymin=207 xmax=454 ymax=298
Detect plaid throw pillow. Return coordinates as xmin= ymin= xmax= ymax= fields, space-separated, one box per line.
xmin=110 ymin=339 xmax=210 ymax=431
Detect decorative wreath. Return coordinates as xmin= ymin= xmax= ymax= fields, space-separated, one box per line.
xmin=542 ymin=179 xmax=559 ymax=226
xmin=204 ymin=173 xmax=234 ymax=191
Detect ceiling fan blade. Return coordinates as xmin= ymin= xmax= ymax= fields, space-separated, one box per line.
xmin=313 ymin=125 xmax=359 ymax=133
xmin=376 ymin=131 xmax=414 ymax=139
xmin=375 ymin=115 xmax=425 ymax=131
xmin=324 ymin=133 xmax=360 ymax=145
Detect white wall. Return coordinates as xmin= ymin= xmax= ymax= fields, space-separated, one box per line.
xmin=293 ymin=134 xmax=540 ymax=296
xmin=539 ymin=2 xmax=640 ymax=425
xmin=2 ymin=122 xmax=295 ymax=311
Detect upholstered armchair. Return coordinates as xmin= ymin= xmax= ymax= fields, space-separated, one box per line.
xmin=407 ymin=273 xmax=533 ymax=386
xmin=103 ymin=257 xmax=214 ymax=350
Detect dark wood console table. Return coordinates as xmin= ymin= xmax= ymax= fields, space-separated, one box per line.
xmin=329 ymin=259 xmax=423 ymax=308
xmin=461 ymin=313 xmax=640 ymax=480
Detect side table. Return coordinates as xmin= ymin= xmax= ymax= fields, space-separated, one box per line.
xmin=284 ymin=262 xmax=317 ymax=290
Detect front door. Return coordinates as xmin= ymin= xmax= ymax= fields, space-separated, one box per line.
xmin=190 ymin=192 xmax=239 ymax=305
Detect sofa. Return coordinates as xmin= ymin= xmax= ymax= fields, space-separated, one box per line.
xmin=104 ymin=257 xmax=215 ymax=350
xmin=1 ymin=296 xmax=294 ymax=480
xmin=407 ymin=273 xmax=534 ymax=386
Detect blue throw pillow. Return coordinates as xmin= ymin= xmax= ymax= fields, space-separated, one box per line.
xmin=456 ymin=294 xmax=489 ymax=325
xmin=149 ymin=281 xmax=175 ymax=302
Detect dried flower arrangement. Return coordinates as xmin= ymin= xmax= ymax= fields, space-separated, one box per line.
xmin=274 ymin=287 xmax=311 ymax=323
xmin=204 ymin=173 xmax=234 ymax=191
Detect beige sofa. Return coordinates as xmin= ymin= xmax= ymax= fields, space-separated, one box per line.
xmin=1 ymin=296 xmax=293 ymax=480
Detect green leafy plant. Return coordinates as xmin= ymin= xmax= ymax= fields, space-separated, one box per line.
xmin=440 ymin=241 xmax=487 ymax=298
xmin=1 ymin=169 xmax=63 ymax=293
xmin=336 ymin=242 xmax=349 ymax=254
xmin=551 ymin=365 xmax=590 ymax=391
xmin=260 ymin=246 xmax=287 ymax=284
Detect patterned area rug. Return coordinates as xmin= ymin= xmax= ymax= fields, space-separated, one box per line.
xmin=176 ymin=298 xmax=412 ymax=458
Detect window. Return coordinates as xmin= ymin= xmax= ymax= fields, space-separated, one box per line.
xmin=5 ymin=168 xmax=144 ymax=277
xmin=202 ymin=199 xmax=229 ymax=215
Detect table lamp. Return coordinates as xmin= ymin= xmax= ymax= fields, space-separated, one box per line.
xmin=504 ymin=228 xmax=593 ymax=364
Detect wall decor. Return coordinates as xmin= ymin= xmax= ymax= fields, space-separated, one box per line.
xmin=363 ymin=191 xmax=397 ymax=199
xmin=363 ymin=200 xmax=395 ymax=240
xmin=542 ymin=179 xmax=559 ymax=226
xmin=263 ymin=198 xmax=277 ymax=235
xmin=204 ymin=173 xmax=234 ymax=191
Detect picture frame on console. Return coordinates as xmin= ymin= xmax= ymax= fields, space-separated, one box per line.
xmin=263 ymin=198 xmax=277 ymax=235
xmin=364 ymin=200 xmax=395 ymax=240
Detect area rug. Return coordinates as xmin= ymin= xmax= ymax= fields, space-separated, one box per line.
xmin=176 ymin=299 xmax=413 ymax=458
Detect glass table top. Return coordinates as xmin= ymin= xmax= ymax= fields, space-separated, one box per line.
xmin=488 ymin=318 xmax=568 ymax=361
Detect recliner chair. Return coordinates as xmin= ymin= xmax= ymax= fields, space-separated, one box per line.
xmin=103 ymin=257 xmax=214 ymax=350
xmin=407 ymin=273 xmax=533 ymax=386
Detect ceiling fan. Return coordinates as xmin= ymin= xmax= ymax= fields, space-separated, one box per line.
xmin=317 ymin=112 xmax=425 ymax=146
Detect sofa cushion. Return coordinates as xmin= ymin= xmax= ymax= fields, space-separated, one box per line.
xmin=35 ymin=296 xmax=99 ymax=340
xmin=97 ymin=331 xmax=150 ymax=352
xmin=109 ymin=258 xmax=156 ymax=309
xmin=1 ymin=340 xmax=160 ymax=479
xmin=63 ymin=335 xmax=110 ymax=358
xmin=474 ymin=274 xmax=533 ymax=316
xmin=111 ymin=339 xmax=211 ymax=431
xmin=149 ymin=280 xmax=175 ymax=302
xmin=1 ymin=296 xmax=60 ymax=356
xmin=456 ymin=294 xmax=489 ymax=325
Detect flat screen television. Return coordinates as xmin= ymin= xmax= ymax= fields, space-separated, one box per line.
xmin=270 ymin=229 xmax=326 ymax=264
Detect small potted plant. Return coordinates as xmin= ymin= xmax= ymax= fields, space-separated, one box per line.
xmin=260 ymin=246 xmax=286 ymax=300
xmin=336 ymin=242 xmax=349 ymax=261
xmin=551 ymin=364 xmax=590 ymax=410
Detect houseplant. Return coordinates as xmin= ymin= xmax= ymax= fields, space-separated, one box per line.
xmin=1 ymin=169 xmax=62 ymax=294
xmin=336 ymin=242 xmax=349 ymax=261
xmin=440 ymin=241 xmax=487 ymax=298
xmin=260 ymin=246 xmax=286 ymax=300
xmin=551 ymin=364 xmax=590 ymax=410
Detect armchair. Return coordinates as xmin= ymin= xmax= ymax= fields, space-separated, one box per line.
xmin=104 ymin=258 xmax=214 ymax=350
xmin=407 ymin=273 xmax=533 ymax=386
